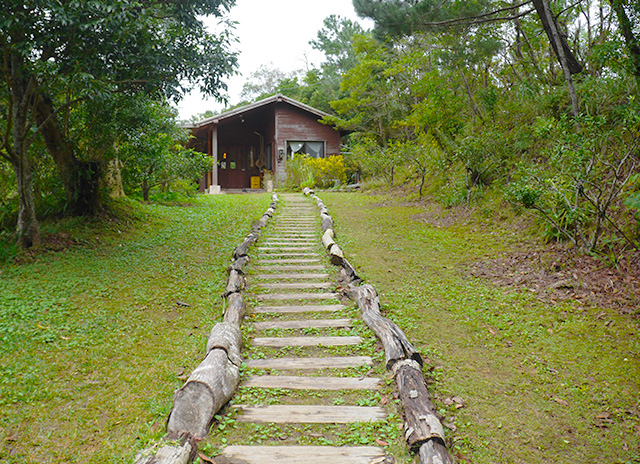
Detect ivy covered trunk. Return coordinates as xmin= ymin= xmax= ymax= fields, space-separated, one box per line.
xmin=35 ymin=94 xmax=103 ymax=216
xmin=12 ymin=149 xmax=40 ymax=249
xmin=8 ymin=54 xmax=40 ymax=248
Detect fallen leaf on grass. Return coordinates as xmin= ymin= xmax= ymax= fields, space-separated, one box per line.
xmin=198 ymin=451 xmax=216 ymax=463
xmin=553 ymin=397 xmax=569 ymax=406
xmin=443 ymin=396 xmax=465 ymax=408
xmin=176 ymin=301 xmax=190 ymax=307
xmin=380 ymin=394 xmax=389 ymax=405
xmin=375 ymin=438 xmax=389 ymax=446
xmin=443 ymin=421 xmax=457 ymax=432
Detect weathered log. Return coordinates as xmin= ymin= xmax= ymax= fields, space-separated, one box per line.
xmin=233 ymin=239 xmax=251 ymax=259
xmin=206 ymin=322 xmax=243 ymax=366
xmin=253 ymin=217 xmax=268 ymax=232
xmin=134 ymin=439 xmax=195 ymax=464
xmin=322 ymin=229 xmax=336 ymax=249
xmin=418 ymin=439 xmax=455 ymax=464
xmin=328 ymin=243 xmax=344 ymax=265
xmin=245 ymin=231 xmax=260 ymax=244
xmin=321 ymin=214 xmax=334 ymax=232
xmin=167 ymin=349 xmax=240 ymax=439
xmin=228 ymin=256 xmax=250 ymax=273
xmin=345 ymin=284 xmax=422 ymax=369
xmin=223 ymin=293 xmax=246 ymax=326
xmin=339 ymin=257 xmax=361 ymax=284
xmin=224 ymin=270 xmax=245 ymax=297
xmin=394 ymin=362 xmax=448 ymax=454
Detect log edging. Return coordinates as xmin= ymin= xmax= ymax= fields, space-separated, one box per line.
xmin=134 ymin=193 xmax=279 ymax=464
xmin=303 ymin=188 xmax=453 ymax=464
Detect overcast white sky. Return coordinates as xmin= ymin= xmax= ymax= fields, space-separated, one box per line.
xmin=175 ymin=0 xmax=373 ymax=120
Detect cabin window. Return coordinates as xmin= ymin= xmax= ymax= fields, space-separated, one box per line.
xmin=287 ymin=141 xmax=325 ymax=159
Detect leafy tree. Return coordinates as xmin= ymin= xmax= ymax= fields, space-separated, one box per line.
xmin=240 ymin=65 xmax=303 ymax=101
xmin=1 ymin=0 xmax=236 ymax=247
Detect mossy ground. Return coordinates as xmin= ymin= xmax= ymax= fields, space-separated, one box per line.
xmin=0 ymin=194 xmax=271 ymax=463
xmin=2 ymin=191 xmax=638 ymax=463
xmin=320 ymin=191 xmax=640 ymax=464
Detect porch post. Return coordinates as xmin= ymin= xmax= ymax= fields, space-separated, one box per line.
xmin=211 ymin=125 xmax=218 ymax=186
xmin=208 ymin=124 xmax=220 ymax=194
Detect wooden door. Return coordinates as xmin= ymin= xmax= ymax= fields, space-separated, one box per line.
xmin=218 ymin=147 xmax=250 ymax=189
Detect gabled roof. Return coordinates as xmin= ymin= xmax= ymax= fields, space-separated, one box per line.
xmin=188 ymin=93 xmax=331 ymax=129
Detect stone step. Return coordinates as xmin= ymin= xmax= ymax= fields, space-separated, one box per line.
xmin=256 ymin=243 xmax=318 ymax=253
xmin=252 ymin=318 xmax=351 ymax=330
xmin=252 ymin=304 xmax=345 ymax=314
xmin=256 ymin=253 xmax=321 ymax=258
xmin=263 ymin=235 xmax=317 ymax=238
xmin=256 ymin=292 xmax=339 ymax=301
xmin=253 ymin=273 xmax=330 ymax=280
xmin=257 ymin=258 xmax=322 ymax=264
xmin=217 ymin=445 xmax=385 ymax=464
xmin=257 ymin=282 xmax=332 ymax=290
xmin=252 ymin=336 xmax=362 ymax=347
xmin=245 ymin=356 xmax=372 ymax=370
xmin=253 ymin=265 xmax=326 ymax=271
xmin=233 ymin=405 xmax=387 ymax=424
xmin=243 ymin=375 xmax=382 ymax=390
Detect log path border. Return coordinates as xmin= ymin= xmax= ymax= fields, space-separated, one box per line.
xmin=134 ymin=193 xmax=279 ymax=464
xmin=303 ymin=187 xmax=454 ymax=464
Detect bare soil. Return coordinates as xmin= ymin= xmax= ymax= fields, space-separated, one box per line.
xmin=467 ymin=244 xmax=640 ymax=314
xmin=407 ymin=195 xmax=640 ymax=314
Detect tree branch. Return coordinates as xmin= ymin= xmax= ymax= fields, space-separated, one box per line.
xmin=417 ymin=1 xmax=535 ymax=28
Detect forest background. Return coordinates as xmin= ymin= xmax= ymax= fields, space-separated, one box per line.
xmin=1 ymin=0 xmax=640 ymax=258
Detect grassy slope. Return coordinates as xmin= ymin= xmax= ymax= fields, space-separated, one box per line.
xmin=322 ymin=192 xmax=640 ymax=464
xmin=0 ymin=194 xmax=271 ymax=463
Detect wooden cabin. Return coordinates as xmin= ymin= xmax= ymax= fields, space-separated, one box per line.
xmin=187 ymin=94 xmax=346 ymax=192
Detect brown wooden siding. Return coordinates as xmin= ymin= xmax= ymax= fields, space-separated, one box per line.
xmin=275 ymin=103 xmax=341 ymax=156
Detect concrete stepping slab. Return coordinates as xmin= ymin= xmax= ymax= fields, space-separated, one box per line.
xmin=257 ymin=247 xmax=317 ymax=252
xmin=257 ymin=258 xmax=322 ymax=264
xmin=245 ymin=356 xmax=373 ymax=370
xmin=243 ymin=375 xmax=382 ymax=390
xmin=253 ymin=273 xmax=330 ymax=280
xmin=252 ymin=304 xmax=345 ymax=314
xmin=217 ymin=445 xmax=385 ymax=464
xmin=256 ymin=253 xmax=321 ymax=259
xmin=257 ymin=282 xmax=332 ymax=290
xmin=256 ymin=292 xmax=339 ymax=301
xmin=252 ymin=318 xmax=351 ymax=330
xmin=233 ymin=405 xmax=387 ymax=423
xmin=252 ymin=335 xmax=362 ymax=347
xmin=253 ymin=265 xmax=326 ymax=271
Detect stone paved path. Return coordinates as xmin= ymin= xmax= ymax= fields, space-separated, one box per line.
xmin=216 ymin=194 xmax=388 ymax=464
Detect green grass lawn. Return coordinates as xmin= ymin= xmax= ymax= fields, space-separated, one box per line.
xmin=2 ymin=190 xmax=638 ymax=463
xmin=0 ymin=194 xmax=271 ymax=463
xmin=321 ymin=192 xmax=640 ymax=464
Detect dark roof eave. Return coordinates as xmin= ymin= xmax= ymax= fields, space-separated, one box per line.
xmin=191 ymin=94 xmax=333 ymax=129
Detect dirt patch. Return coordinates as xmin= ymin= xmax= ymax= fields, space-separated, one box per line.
xmin=468 ymin=244 xmax=640 ymax=314
xmin=13 ymin=232 xmax=84 ymax=264
xmin=411 ymin=203 xmax=474 ymax=228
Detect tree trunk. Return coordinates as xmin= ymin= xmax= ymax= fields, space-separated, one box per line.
xmin=537 ymin=0 xmax=581 ymax=117
xmin=9 ymin=55 xmax=40 ymax=248
xmin=531 ymin=0 xmax=583 ymax=75
xmin=35 ymin=94 xmax=103 ymax=215
xmin=105 ymin=158 xmax=126 ymax=198
xmin=142 ymin=179 xmax=150 ymax=202
xmin=610 ymin=0 xmax=640 ymax=89
xmin=12 ymin=154 xmax=40 ymax=248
